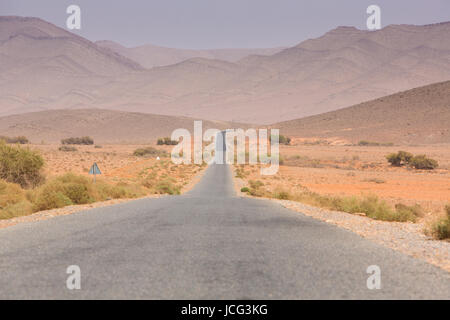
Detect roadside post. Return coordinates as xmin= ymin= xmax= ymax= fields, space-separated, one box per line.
xmin=89 ymin=162 xmax=102 ymax=183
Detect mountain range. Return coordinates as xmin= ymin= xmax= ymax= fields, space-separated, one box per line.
xmin=0 ymin=16 xmax=449 ymax=124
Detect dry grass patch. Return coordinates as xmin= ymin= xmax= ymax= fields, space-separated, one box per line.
xmin=427 ymin=205 xmax=450 ymax=240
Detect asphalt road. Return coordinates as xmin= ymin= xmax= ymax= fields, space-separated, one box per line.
xmin=0 ymin=164 xmax=448 ymax=299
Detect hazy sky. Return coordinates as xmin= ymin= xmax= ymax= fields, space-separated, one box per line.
xmin=1 ymin=0 xmax=449 ymax=49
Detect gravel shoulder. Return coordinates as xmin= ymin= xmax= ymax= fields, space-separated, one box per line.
xmin=233 ymin=168 xmax=450 ymax=273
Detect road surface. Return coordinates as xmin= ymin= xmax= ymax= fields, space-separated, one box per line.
xmin=0 ymin=164 xmax=448 ymax=299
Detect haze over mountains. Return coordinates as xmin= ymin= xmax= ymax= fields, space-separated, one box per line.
xmin=1 ymin=80 xmax=448 ymax=144
xmin=96 ymin=40 xmax=285 ymax=68
xmin=0 ymin=16 xmax=449 ymax=124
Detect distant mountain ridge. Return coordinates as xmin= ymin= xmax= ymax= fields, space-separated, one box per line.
xmin=0 ymin=16 xmax=449 ymax=124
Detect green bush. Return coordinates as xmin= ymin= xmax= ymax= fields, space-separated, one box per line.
xmin=240 ymin=187 xmax=250 ymax=193
xmin=133 ymin=147 xmax=168 ymax=157
xmin=157 ymin=137 xmax=178 ymax=145
xmin=0 ymin=143 xmax=45 ymax=188
xmin=410 ymin=155 xmax=438 ymax=170
xmin=61 ymin=136 xmax=94 ymax=145
xmin=386 ymin=151 xmax=413 ymax=167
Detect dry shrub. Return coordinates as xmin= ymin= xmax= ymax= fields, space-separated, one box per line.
xmin=154 ymin=178 xmax=181 ymax=195
xmin=0 ymin=180 xmax=33 ymax=219
xmin=263 ymin=187 xmax=421 ymax=223
xmin=61 ymin=136 xmax=94 ymax=145
xmin=429 ymin=205 xmax=450 ymax=240
xmin=0 ymin=143 xmax=45 ymax=188
xmin=134 ymin=147 xmax=168 ymax=157
xmin=32 ymin=173 xmax=146 ymax=212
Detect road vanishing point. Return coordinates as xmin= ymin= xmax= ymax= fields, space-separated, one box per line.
xmin=0 ymin=164 xmax=449 ymax=299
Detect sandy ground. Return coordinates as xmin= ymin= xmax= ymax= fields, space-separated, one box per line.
xmin=244 ymin=142 xmax=450 ymax=221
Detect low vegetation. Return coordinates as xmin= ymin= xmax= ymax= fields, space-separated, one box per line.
xmin=133 ymin=147 xmax=168 ymax=157
xmin=240 ymin=181 xmax=423 ymax=222
xmin=429 ymin=205 xmax=450 ymax=240
xmin=154 ymin=178 xmax=181 ymax=195
xmin=59 ymin=146 xmax=77 ymax=152
xmin=386 ymin=151 xmax=413 ymax=166
xmin=0 ymin=135 xmax=29 ymax=144
xmin=358 ymin=140 xmax=393 ymax=147
xmin=0 ymin=143 xmax=45 ymax=188
xmin=409 ymin=154 xmax=439 ymax=170
xmin=386 ymin=151 xmax=438 ymax=170
xmin=61 ymin=136 xmax=94 ymax=145
xmin=157 ymin=137 xmax=178 ymax=145
xmin=0 ymin=173 xmax=147 ymax=219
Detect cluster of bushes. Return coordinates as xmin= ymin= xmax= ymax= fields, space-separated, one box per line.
xmin=157 ymin=137 xmax=178 ymax=145
xmin=386 ymin=151 xmax=438 ymax=170
xmin=0 ymin=173 xmax=147 ymax=220
xmin=0 ymin=136 xmax=29 ymax=144
xmin=0 ymin=142 xmax=45 ymax=188
xmin=358 ymin=140 xmax=394 ymax=147
xmin=133 ymin=147 xmax=168 ymax=158
xmin=61 ymin=136 xmax=94 ymax=145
